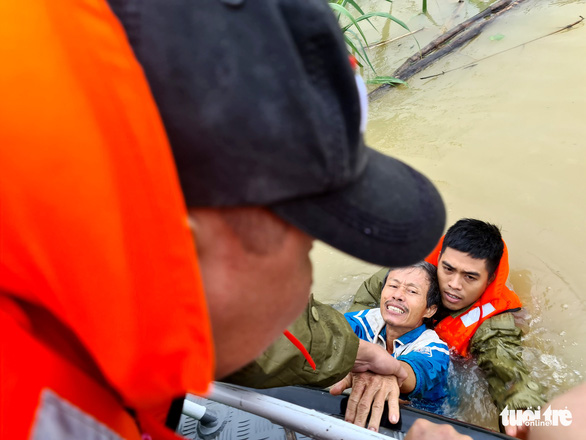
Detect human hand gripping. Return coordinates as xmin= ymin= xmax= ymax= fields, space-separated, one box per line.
xmin=329 ymin=340 xmax=408 ymax=431
xmin=351 ymin=339 xmax=408 ymax=381
xmin=330 ymin=371 xmax=404 ymax=432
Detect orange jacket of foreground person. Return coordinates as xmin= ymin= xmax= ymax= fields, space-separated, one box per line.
xmin=0 ymin=1 xmax=214 ymax=438
xmin=426 ymin=237 xmax=522 ymax=356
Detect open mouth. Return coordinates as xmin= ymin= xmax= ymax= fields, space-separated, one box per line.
xmin=385 ymin=302 xmax=407 ymax=315
xmin=443 ymin=291 xmax=462 ymax=303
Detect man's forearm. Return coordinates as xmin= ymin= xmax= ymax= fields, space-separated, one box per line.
xmin=354 ymin=340 xmax=408 ymax=383
xmin=225 ymin=295 xmax=359 ymax=388
xmin=471 ymin=313 xmax=546 ymax=411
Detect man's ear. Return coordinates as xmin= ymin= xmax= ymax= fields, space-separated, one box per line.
xmin=186 ymin=210 xmax=204 ymax=255
xmin=487 ymin=273 xmax=496 ymax=285
xmin=187 ymin=211 xmax=199 ymax=234
xmin=187 ymin=208 xmax=228 ymax=259
xmin=424 ymin=304 xmax=438 ymax=319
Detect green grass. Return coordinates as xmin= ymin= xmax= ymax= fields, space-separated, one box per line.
xmin=328 ymin=0 xmax=411 ymax=86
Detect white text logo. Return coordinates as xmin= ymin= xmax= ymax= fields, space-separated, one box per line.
xmin=500 ymin=405 xmax=572 ymax=427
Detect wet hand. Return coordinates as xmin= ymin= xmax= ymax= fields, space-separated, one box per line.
xmin=329 ymin=371 xmax=402 ymax=432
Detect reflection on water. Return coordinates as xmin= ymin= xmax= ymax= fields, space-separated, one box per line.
xmin=311 ymin=0 xmax=586 ymax=430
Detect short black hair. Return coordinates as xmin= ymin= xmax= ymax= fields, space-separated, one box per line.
xmin=441 ymin=218 xmax=503 ymax=279
xmin=383 ymin=261 xmax=441 ymax=328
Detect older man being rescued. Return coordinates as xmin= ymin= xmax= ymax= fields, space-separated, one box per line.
xmin=340 ymin=262 xmax=449 ymax=425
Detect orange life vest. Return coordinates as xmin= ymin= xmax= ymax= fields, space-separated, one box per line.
xmin=0 ymin=1 xmax=213 ymax=438
xmin=425 ymin=237 xmax=522 ymax=357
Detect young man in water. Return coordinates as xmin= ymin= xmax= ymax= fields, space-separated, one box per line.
xmin=343 ymin=218 xmax=546 ymax=433
xmin=344 ymin=262 xmax=449 ymax=419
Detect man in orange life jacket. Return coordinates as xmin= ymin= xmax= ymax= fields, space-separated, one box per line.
xmin=339 ymin=218 xmax=547 ymax=433
xmin=0 ymin=1 xmax=447 ymax=439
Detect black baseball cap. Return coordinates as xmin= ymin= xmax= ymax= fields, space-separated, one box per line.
xmin=109 ymin=0 xmax=445 ymax=266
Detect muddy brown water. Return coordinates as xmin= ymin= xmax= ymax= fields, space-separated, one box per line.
xmin=309 ymin=0 xmax=586 ymax=429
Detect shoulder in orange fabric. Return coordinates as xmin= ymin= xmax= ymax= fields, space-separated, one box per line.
xmin=0 ymin=0 xmax=213 ymax=437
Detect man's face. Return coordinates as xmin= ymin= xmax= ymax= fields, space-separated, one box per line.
xmin=191 ymin=207 xmax=314 ymax=379
xmin=380 ymin=267 xmax=436 ymax=334
xmin=437 ymin=247 xmax=492 ymax=311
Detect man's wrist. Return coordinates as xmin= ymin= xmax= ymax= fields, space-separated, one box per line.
xmin=354 ymin=340 xmax=406 ymax=381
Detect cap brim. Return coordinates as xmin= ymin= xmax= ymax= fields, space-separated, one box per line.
xmin=270 ymin=148 xmax=445 ymax=267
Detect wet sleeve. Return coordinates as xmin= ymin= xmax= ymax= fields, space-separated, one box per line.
xmin=348 ymin=268 xmax=388 ymax=313
xmin=398 ymin=343 xmax=450 ymax=400
xmin=471 ymin=312 xmax=547 ymax=411
xmin=223 ymin=295 xmax=360 ymax=388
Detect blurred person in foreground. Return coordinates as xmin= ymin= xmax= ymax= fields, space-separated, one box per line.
xmin=0 ymin=1 xmax=445 ymax=439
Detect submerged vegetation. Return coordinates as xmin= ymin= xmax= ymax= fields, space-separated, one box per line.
xmin=328 ymin=0 xmax=415 ymax=86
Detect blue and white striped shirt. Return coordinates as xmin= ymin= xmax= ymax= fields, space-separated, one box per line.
xmin=345 ymin=309 xmax=450 ymax=405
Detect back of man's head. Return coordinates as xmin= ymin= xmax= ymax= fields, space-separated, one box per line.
xmin=441 ymin=219 xmax=504 ymax=279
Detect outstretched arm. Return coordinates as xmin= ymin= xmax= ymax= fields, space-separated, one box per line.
xmin=225 ymin=297 xmax=409 ymax=389
xmin=353 ymin=340 xmax=408 ymax=381
xmin=224 ymin=295 xmax=359 ymax=388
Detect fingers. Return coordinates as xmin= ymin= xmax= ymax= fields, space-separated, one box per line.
xmin=386 ymin=377 xmax=400 ymax=425
xmin=505 ymin=424 xmax=530 ymax=440
xmin=341 ymin=372 xmax=405 ymax=432
xmin=351 ymin=377 xmax=382 ymax=427
xmin=329 ymin=373 xmax=353 ymax=396
xmin=344 ymin=375 xmax=366 ymax=424
xmin=405 ymin=419 xmax=473 ymax=440
xmin=368 ymin=375 xmax=400 ymax=432
xmin=365 ymin=388 xmax=386 ymax=432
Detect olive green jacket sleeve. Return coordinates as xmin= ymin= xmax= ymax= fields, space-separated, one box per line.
xmin=223 ymin=294 xmax=360 ymax=389
xmin=347 ymin=268 xmax=387 ymax=313
xmin=470 ymin=312 xmax=546 ymax=411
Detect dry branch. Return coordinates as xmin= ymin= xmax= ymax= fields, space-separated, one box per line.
xmin=368 ymin=0 xmax=529 ymax=100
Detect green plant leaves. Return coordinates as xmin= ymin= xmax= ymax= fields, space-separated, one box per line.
xmin=367 ymin=76 xmax=407 ymax=86
xmin=341 ymin=12 xmax=409 ymax=34
xmin=329 ymin=3 xmax=370 ymax=45
xmin=328 ymin=1 xmax=412 ymax=86
xmin=490 ymin=33 xmax=505 ymax=41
